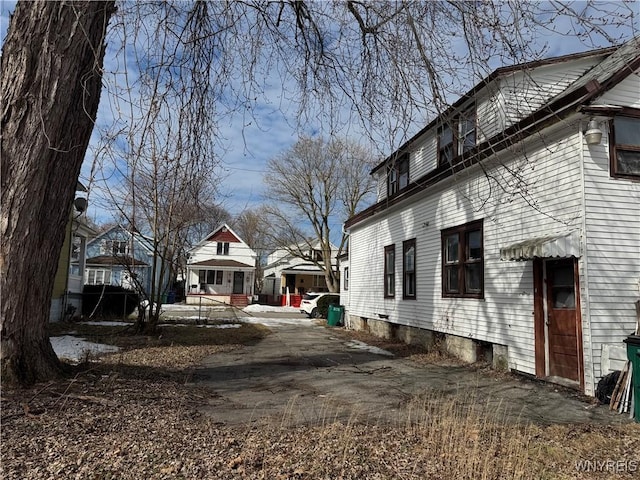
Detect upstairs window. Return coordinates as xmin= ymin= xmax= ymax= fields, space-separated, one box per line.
xmin=384 ymin=244 xmax=395 ymax=298
xmin=403 ymin=239 xmax=416 ymax=299
xmin=438 ymin=106 xmax=477 ymax=166
xmin=438 ymin=123 xmax=455 ymax=166
xmin=101 ymin=240 xmax=129 ymax=256
xmin=610 ymin=115 xmax=640 ymax=179
xmin=442 ymin=220 xmax=483 ymax=298
xmin=387 ymin=155 xmax=409 ymax=196
xmin=217 ymin=242 xmax=230 ymax=255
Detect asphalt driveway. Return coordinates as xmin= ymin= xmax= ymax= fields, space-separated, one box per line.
xmin=196 ymin=314 xmax=632 ymax=427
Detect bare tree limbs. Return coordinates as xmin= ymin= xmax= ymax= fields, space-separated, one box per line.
xmin=263 ymin=137 xmax=376 ymax=292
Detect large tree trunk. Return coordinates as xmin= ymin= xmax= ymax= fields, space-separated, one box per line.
xmin=1 ymin=1 xmax=115 ymax=385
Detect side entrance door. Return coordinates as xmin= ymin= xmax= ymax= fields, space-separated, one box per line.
xmin=233 ymin=272 xmax=244 ymax=294
xmin=536 ymin=258 xmax=583 ymax=385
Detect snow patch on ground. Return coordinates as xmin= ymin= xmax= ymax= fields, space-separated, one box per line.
xmin=167 ymin=323 xmax=242 ymax=329
xmin=238 ymin=316 xmax=318 ymax=327
xmin=344 ymin=340 xmax=394 ymax=357
xmin=51 ymin=335 xmax=120 ymax=363
xmin=242 ymin=305 xmax=301 ymax=314
xmin=82 ymin=321 xmax=131 ymax=327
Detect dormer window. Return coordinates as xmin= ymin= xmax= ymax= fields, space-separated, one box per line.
xmin=438 ymin=105 xmax=477 ymax=166
xmin=217 ymin=242 xmax=230 ymax=255
xmin=387 ymin=154 xmax=409 ymax=197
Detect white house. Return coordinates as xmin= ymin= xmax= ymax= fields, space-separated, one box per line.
xmin=343 ymin=38 xmax=640 ymax=396
xmin=185 ymin=224 xmax=257 ymax=307
xmin=262 ymin=242 xmax=340 ymax=299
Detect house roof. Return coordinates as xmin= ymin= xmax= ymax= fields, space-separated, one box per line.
xmin=87 ymin=225 xmax=155 ymax=255
xmin=189 ymin=223 xmax=248 ymax=251
xmin=346 ymin=37 xmax=640 ymax=229
xmin=189 ymin=259 xmax=254 ymax=269
xmin=85 ymin=255 xmax=149 ymax=266
xmin=370 ymin=44 xmax=620 ymax=176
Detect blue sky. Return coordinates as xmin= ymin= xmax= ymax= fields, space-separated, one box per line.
xmin=2 ymin=1 xmax=637 ymax=226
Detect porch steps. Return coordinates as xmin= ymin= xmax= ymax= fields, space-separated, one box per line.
xmin=230 ymin=294 xmax=249 ymax=307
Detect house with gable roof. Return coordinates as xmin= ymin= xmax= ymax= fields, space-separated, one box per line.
xmin=185 ymin=223 xmax=257 ymax=307
xmin=343 ymin=38 xmax=640 ymax=396
xmin=83 ymin=225 xmax=165 ymax=297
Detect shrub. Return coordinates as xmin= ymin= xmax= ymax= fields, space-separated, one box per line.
xmin=315 ymin=294 xmax=340 ymax=319
xmin=82 ymin=285 xmax=139 ymax=318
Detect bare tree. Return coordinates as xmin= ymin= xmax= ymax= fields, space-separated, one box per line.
xmin=2 ymin=0 xmax=634 ymax=384
xmin=91 ymin=2 xmax=228 ymax=332
xmin=263 ymin=137 xmax=377 ymax=292
xmin=231 ymin=208 xmax=274 ymax=293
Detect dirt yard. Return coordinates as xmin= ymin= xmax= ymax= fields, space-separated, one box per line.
xmin=1 ymin=320 xmax=639 ymax=479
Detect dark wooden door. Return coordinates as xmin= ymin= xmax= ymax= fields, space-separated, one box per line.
xmin=546 ymin=259 xmax=580 ymax=381
xmin=233 ymin=272 xmax=244 ymax=294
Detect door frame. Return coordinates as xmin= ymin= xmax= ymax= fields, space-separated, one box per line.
xmin=232 ymin=271 xmax=244 ymax=295
xmin=533 ymin=257 xmax=584 ymax=390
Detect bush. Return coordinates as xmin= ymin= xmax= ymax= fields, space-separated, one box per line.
xmin=82 ymin=285 xmax=139 ymax=318
xmin=315 ymin=294 xmax=340 ymax=318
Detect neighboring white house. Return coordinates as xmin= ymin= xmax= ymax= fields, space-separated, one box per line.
xmin=262 ymin=242 xmax=340 ymax=299
xmin=185 ymin=224 xmax=257 ymax=307
xmin=343 ymin=38 xmax=640 ymax=396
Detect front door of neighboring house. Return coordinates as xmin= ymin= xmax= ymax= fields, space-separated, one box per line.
xmin=534 ymin=258 xmax=583 ymax=388
xmin=285 ymin=274 xmax=296 ymax=294
xmin=233 ymin=271 xmax=244 ymax=294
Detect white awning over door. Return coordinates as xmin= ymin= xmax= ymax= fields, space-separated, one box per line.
xmin=500 ymin=231 xmax=581 ymax=261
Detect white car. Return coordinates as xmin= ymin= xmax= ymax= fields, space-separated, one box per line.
xmin=300 ymin=292 xmax=340 ymax=318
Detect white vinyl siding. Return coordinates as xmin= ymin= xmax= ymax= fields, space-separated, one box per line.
xmin=581 ymin=78 xmax=640 ymax=383
xmin=349 ymin=122 xmax=585 ymax=379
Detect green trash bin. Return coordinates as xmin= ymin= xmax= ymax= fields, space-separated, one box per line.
xmin=623 ymin=334 xmax=640 ymax=422
xmin=327 ymin=305 xmax=344 ymax=327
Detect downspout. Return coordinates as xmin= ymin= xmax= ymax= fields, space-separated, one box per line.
xmin=578 ymin=117 xmax=596 ymax=396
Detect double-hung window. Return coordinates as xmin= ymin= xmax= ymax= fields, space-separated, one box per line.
xmin=610 ymin=115 xmax=640 ymax=179
xmin=387 ymin=155 xmax=409 ymax=196
xmin=438 ymin=105 xmax=477 ymax=166
xmin=403 ymin=239 xmax=416 ymax=299
xmin=217 ymin=242 xmax=230 ymax=255
xmin=442 ymin=220 xmax=483 ymax=298
xmin=384 ymin=244 xmax=395 ymax=298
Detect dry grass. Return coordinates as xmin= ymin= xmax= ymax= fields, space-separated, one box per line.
xmin=2 ymin=321 xmax=639 ymax=479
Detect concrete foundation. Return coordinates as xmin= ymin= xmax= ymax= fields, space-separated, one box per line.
xmin=445 ymin=335 xmax=477 ymax=363
xmin=367 ymin=318 xmax=394 ymax=339
xmin=346 ymin=314 xmax=510 ymax=372
xmin=492 ymin=344 xmax=509 ymax=371
xmin=395 ymin=325 xmax=435 ymax=348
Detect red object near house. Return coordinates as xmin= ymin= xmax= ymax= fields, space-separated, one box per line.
xmin=281 ymin=294 xmax=302 ymax=308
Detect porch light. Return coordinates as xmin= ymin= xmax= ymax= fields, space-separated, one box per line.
xmin=584 ymin=118 xmax=603 ymax=145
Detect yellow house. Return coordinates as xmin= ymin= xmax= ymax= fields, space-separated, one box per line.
xmin=50 ymin=183 xmax=94 ymax=322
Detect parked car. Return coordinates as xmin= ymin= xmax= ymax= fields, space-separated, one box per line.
xmin=300 ymin=292 xmax=340 ymax=318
